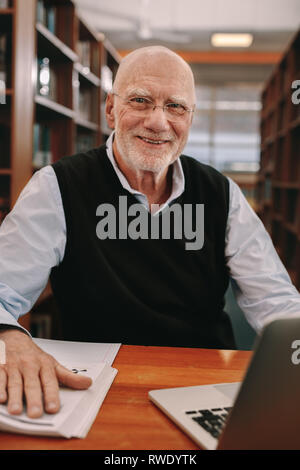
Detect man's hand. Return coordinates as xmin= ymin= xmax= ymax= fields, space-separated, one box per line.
xmin=0 ymin=329 xmax=92 ymax=418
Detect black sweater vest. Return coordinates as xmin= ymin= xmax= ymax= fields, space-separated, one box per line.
xmin=50 ymin=145 xmax=236 ymax=349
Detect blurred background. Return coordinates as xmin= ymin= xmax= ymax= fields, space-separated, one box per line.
xmin=74 ymin=0 xmax=298 ymax=193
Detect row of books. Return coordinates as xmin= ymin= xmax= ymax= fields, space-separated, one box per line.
xmin=33 ymin=124 xmax=97 ymax=169
xmin=38 ymin=57 xmax=99 ymax=120
xmin=78 ymin=87 xmax=94 ymax=121
xmin=36 ymin=0 xmax=56 ymax=34
xmin=33 ymin=123 xmax=52 ymax=169
xmin=77 ymin=41 xmax=91 ymax=71
xmin=77 ymin=42 xmax=101 ymax=77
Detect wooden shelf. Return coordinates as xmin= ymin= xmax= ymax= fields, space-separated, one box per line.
xmin=284 ymin=222 xmax=298 ymax=235
xmin=36 ymin=22 xmax=78 ymax=62
xmin=0 ymin=8 xmax=14 ymax=14
xmin=74 ymin=62 xmax=101 ymax=87
xmin=35 ymin=94 xmax=74 ymax=118
xmin=0 ymin=0 xmax=121 ymax=336
xmin=74 ymin=116 xmax=99 ymax=131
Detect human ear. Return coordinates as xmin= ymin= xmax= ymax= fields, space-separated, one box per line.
xmin=105 ymin=93 xmax=115 ymax=129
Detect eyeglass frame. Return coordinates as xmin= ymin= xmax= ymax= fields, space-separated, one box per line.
xmin=112 ymin=92 xmax=195 ymax=121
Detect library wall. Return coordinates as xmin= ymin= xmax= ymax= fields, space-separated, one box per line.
xmin=256 ymin=30 xmax=300 ymax=291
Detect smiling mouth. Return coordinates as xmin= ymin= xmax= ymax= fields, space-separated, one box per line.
xmin=137 ymin=136 xmax=169 ymax=145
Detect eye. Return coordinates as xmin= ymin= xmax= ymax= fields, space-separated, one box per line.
xmin=166 ymin=102 xmax=186 ymax=114
xmin=129 ymin=97 xmax=151 ymax=105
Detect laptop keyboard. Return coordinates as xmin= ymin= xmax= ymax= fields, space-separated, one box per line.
xmin=185 ymin=407 xmax=232 ymax=439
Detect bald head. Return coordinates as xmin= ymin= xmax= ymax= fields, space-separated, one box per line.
xmin=113 ymin=46 xmax=196 ymax=105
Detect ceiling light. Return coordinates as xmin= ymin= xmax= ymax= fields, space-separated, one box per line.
xmin=211 ymin=33 xmax=253 ymax=48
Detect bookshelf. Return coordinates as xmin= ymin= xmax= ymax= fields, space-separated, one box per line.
xmin=0 ymin=0 xmax=121 ymax=333
xmin=256 ymin=29 xmax=300 ymax=291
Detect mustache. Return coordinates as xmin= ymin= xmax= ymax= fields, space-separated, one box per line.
xmin=135 ymin=132 xmax=174 ymax=141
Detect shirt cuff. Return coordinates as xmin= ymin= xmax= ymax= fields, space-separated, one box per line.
xmin=0 ymin=305 xmax=31 ymax=337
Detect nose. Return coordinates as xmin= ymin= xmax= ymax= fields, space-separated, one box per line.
xmin=142 ymin=106 xmax=171 ymax=133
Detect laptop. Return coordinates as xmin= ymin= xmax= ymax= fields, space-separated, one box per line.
xmin=149 ymin=317 xmax=300 ymax=450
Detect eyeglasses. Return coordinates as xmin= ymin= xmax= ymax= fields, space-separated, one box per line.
xmin=112 ymin=93 xmax=194 ymax=122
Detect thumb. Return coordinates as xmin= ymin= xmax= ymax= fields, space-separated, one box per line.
xmin=54 ymin=362 xmax=93 ymax=390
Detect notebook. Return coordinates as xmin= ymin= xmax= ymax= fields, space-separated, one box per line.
xmin=0 ymin=338 xmax=121 ymax=438
xmin=149 ymin=317 xmax=300 ymax=450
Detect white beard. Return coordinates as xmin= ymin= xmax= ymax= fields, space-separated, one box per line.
xmin=114 ymin=128 xmax=179 ymax=174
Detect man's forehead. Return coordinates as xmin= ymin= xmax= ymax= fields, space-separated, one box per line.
xmin=121 ymin=54 xmax=191 ymax=81
xmin=114 ymin=48 xmax=196 ymax=102
xmin=118 ymin=67 xmax=195 ymax=103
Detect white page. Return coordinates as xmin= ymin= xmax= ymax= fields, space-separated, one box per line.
xmin=33 ymin=338 xmax=121 ymax=366
xmin=61 ymin=366 xmax=118 ymax=438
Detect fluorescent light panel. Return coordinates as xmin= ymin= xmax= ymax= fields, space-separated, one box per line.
xmin=211 ymin=33 xmax=253 ymax=48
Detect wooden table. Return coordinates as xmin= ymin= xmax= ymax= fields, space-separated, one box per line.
xmin=0 ymin=345 xmax=252 ymax=450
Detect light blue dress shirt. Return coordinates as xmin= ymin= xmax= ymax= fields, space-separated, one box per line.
xmin=0 ymin=132 xmax=300 ymax=335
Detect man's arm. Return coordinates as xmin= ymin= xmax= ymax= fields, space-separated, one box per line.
xmin=225 ymin=178 xmax=300 ymax=333
xmin=0 ymin=165 xmax=66 ymax=330
xmin=0 ymin=166 xmax=92 ymax=417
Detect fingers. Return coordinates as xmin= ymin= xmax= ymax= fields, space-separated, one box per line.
xmin=0 ymin=366 xmax=7 ymax=403
xmin=55 ymin=363 xmax=92 ymax=390
xmin=6 ymin=361 xmax=44 ymax=418
xmin=7 ymin=366 xmax=23 ymax=415
xmin=0 ymin=355 xmax=60 ymax=418
xmin=22 ymin=362 xmax=44 ymax=418
xmin=40 ymin=363 xmax=60 ymax=414
xmin=0 ymin=360 xmax=92 ymax=419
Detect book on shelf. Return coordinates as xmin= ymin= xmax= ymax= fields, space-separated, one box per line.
xmin=0 ymin=34 xmax=7 ymax=90
xmin=0 ymin=338 xmax=120 ymax=438
xmin=0 ymin=1 xmax=10 ymax=8
xmin=33 ymin=123 xmax=52 ymax=169
xmin=79 ymin=87 xmax=93 ymax=121
xmin=72 ymin=69 xmax=80 ymax=112
xmin=37 ymin=57 xmax=57 ymax=101
xmin=76 ymin=133 xmax=96 ymax=153
xmin=36 ymin=0 xmax=56 ymax=35
xmin=0 ymin=77 xmax=5 ymax=104
xmin=77 ymin=41 xmax=91 ymax=70
xmin=264 ymin=177 xmax=272 ymax=201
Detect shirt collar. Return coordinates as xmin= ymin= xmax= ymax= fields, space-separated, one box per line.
xmin=105 ymin=131 xmax=185 ymax=209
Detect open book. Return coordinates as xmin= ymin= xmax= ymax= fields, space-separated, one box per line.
xmin=0 ymin=338 xmax=120 ymax=438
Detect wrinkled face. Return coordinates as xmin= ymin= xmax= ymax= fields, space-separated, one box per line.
xmin=106 ymin=53 xmax=195 ymax=174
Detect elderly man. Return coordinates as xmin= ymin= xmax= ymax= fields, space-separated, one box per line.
xmin=0 ymin=46 xmax=300 ymax=419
